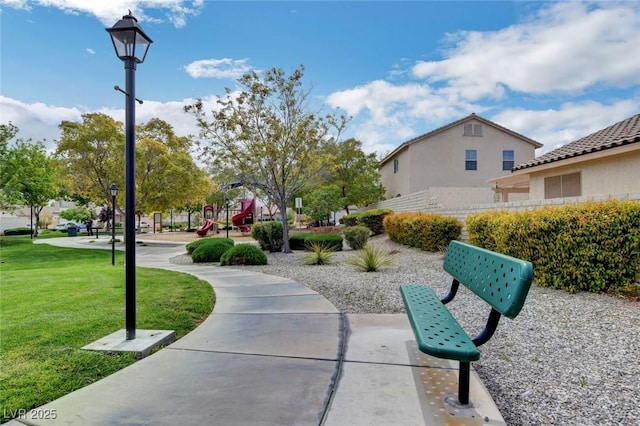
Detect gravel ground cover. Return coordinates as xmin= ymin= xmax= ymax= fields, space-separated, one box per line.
xmin=171 ymin=235 xmax=640 ymax=426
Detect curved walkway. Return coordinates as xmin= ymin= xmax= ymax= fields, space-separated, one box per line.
xmin=10 ymin=237 xmax=503 ymax=426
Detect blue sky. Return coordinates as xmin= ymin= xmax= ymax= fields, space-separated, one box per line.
xmin=1 ymin=1 xmax=639 ymax=158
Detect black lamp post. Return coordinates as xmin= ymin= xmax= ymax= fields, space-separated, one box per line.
xmin=110 ymin=183 xmax=118 ymax=266
xmin=107 ymin=12 xmax=153 ymax=340
xmin=225 ymin=198 xmax=230 ymax=239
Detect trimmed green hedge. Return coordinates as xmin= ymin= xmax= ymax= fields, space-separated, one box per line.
xmin=251 ymin=221 xmax=284 ymax=252
xmin=340 ymin=209 xmax=393 ymax=235
xmin=220 ymin=244 xmax=268 ymax=266
xmin=186 ymin=237 xmax=234 ymax=254
xmin=289 ymin=234 xmax=307 ymax=250
xmin=288 ymin=233 xmax=343 ymax=251
xmin=191 ymin=240 xmax=234 ymax=263
xmin=383 ymin=212 xmax=462 ymax=252
xmin=466 ymin=200 xmax=640 ymax=294
xmin=3 ymin=227 xmax=33 ymax=236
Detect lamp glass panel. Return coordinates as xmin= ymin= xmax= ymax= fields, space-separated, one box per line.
xmin=110 ymin=29 xmax=137 ymax=59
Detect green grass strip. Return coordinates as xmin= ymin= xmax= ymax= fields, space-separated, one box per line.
xmin=0 ymin=236 xmax=214 ymax=423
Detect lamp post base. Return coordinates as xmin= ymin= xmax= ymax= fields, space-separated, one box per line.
xmin=82 ymin=329 xmax=175 ymax=359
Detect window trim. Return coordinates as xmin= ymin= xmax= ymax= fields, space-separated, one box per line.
xmin=502 ymin=150 xmax=515 ymax=171
xmin=393 ymin=157 xmax=399 ymax=174
xmin=465 ymin=149 xmax=478 ymax=171
xmin=544 ymin=172 xmax=582 ymax=199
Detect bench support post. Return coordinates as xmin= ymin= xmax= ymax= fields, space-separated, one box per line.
xmin=458 ymin=361 xmax=470 ymax=405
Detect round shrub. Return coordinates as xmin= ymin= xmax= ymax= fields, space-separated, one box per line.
xmin=220 ymin=244 xmax=268 ymax=266
xmin=191 ymin=240 xmax=234 ymax=263
xmin=251 ymin=221 xmax=284 ymax=252
xmin=343 ymin=226 xmax=370 ymax=250
xmin=186 ymin=237 xmax=234 ymax=254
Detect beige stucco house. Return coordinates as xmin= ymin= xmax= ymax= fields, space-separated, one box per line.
xmin=379 ymin=113 xmax=543 ymax=207
xmin=489 ymin=113 xmax=640 ymax=201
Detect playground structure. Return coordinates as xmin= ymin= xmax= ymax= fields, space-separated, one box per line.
xmin=232 ymin=199 xmax=255 ymax=234
xmin=195 ymin=200 xmax=255 ymax=237
xmin=196 ymin=205 xmax=217 ymax=236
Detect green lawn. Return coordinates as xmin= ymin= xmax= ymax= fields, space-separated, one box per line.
xmin=0 ymin=236 xmax=214 ymax=423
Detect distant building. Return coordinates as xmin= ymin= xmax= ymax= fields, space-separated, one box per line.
xmin=489 ymin=113 xmax=640 ymax=201
xmin=379 ymin=113 xmax=542 ymax=207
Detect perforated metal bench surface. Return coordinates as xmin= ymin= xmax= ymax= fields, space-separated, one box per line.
xmin=400 ymin=285 xmax=479 ymax=362
xmin=399 ymin=240 xmax=534 ymax=404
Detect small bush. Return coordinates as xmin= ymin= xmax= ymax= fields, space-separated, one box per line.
xmin=340 ymin=214 xmax=359 ymax=227
xmin=186 ymin=237 xmax=234 ymax=254
xmin=341 ymin=209 xmax=393 ymax=235
xmin=357 ymin=209 xmax=393 ymax=235
xmin=343 ymin=226 xmax=370 ymax=250
xmin=347 ymin=243 xmax=394 ymax=272
xmin=3 ymin=227 xmax=33 ymax=236
xmin=251 ymin=221 xmax=284 ymax=252
xmin=191 ymin=240 xmax=234 ymax=263
xmin=220 ymin=244 xmax=268 ymax=266
xmin=303 ymin=242 xmax=335 ymax=265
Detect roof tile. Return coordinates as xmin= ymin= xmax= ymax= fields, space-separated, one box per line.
xmin=514 ymin=113 xmax=640 ymax=170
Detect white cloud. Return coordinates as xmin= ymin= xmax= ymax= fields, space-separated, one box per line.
xmin=0 ymin=96 xmax=82 ymax=150
xmin=326 ymin=80 xmax=481 ymax=154
xmin=412 ymin=1 xmax=640 ymax=99
xmin=86 ymin=48 xmax=95 ymax=55
xmin=184 ymin=58 xmax=253 ymax=80
xmin=0 ymin=0 xmax=204 ymax=27
xmin=492 ymin=99 xmax=640 ymax=154
xmin=326 ymin=2 xmax=640 ymax=156
xmin=0 ymin=94 xmax=223 ymax=156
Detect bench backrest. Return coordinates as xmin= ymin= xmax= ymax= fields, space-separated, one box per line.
xmin=443 ymin=241 xmax=533 ymax=319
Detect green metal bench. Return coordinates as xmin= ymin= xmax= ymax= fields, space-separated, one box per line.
xmin=400 ymin=240 xmax=533 ymax=405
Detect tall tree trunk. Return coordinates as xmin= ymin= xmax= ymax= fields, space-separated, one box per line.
xmin=279 ymin=199 xmax=291 ymax=253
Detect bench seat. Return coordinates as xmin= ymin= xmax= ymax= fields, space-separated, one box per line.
xmin=399 ymin=240 xmax=533 ymax=405
xmin=400 ymin=285 xmax=479 ymax=362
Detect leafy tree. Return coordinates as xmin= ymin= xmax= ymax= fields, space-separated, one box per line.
xmin=136 ymin=119 xmax=213 ymax=226
xmin=55 ymin=113 xmax=125 ymax=207
xmin=59 ymin=206 xmax=95 ymax=223
xmin=55 ymin=115 xmax=210 ymax=228
xmin=0 ymin=122 xmax=20 ymax=209
xmin=330 ymin=138 xmax=385 ymax=213
xmin=185 ymin=65 xmax=348 ymax=252
xmin=1 ymin=136 xmax=58 ymax=236
xmin=302 ymin=185 xmax=342 ymax=225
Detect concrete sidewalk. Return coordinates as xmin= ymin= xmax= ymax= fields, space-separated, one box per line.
xmin=9 ymin=237 xmax=504 ymax=425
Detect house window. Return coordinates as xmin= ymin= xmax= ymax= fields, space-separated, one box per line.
xmin=465 ymin=150 xmax=477 ymax=170
xmin=502 ymin=150 xmax=515 ymax=170
xmin=544 ymin=172 xmax=581 ymax=199
xmin=463 ymin=123 xmax=483 ymax=136
xmin=393 ymin=157 xmax=399 ymax=174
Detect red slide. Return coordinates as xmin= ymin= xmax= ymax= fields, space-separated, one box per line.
xmin=196 ymin=219 xmax=215 ymax=236
xmin=232 ymin=199 xmax=255 ymax=233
